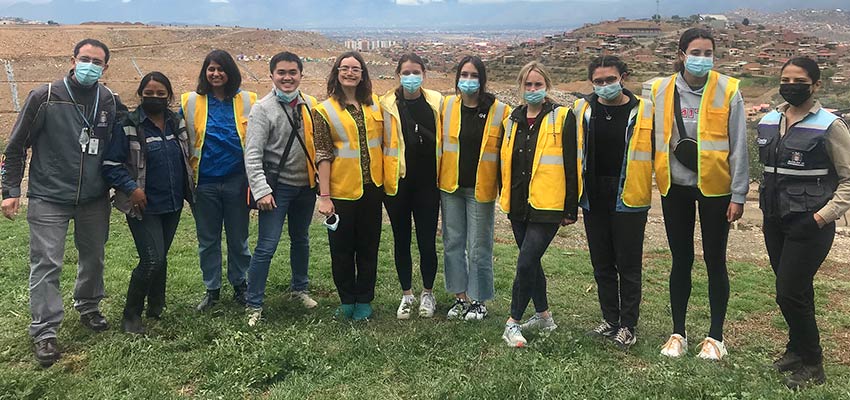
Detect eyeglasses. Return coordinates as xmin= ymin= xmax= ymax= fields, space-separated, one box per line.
xmin=77 ymin=56 xmax=105 ymax=67
xmin=591 ymin=76 xmax=620 ymax=86
xmin=338 ymin=66 xmax=362 ymax=74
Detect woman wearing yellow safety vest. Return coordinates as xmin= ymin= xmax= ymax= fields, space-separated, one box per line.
xmin=379 ymin=53 xmax=443 ymax=320
xmin=572 ymin=56 xmax=653 ymax=351
xmin=314 ymin=52 xmax=394 ymax=321
xmin=181 ymin=50 xmax=257 ymax=312
xmin=439 ymin=56 xmax=511 ymax=321
xmin=499 ymin=61 xmax=577 ymax=348
xmin=653 ymin=28 xmax=748 ymax=360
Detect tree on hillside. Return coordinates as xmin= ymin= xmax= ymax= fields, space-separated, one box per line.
xmin=742 ymin=18 xmax=750 ymax=26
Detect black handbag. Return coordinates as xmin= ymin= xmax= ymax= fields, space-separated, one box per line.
xmin=672 ymin=86 xmax=698 ymax=172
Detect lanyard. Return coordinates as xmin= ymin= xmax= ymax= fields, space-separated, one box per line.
xmin=63 ymin=77 xmax=100 ymax=130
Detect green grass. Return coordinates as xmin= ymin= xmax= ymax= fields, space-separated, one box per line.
xmin=1 ymin=208 xmax=849 ymax=399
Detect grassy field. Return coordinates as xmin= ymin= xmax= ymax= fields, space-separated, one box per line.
xmin=0 ymin=208 xmax=849 ymax=399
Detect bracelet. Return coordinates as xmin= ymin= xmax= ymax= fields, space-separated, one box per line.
xmin=319 ymin=193 xmax=330 ymax=198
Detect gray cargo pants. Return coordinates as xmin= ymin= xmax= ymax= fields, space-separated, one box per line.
xmin=26 ymin=196 xmax=110 ymax=342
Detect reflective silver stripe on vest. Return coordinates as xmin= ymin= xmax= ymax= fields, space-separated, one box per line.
xmin=764 ymin=167 xmax=830 ymax=176
xmin=490 ymin=102 xmax=507 ymax=128
xmin=641 ymin=98 xmax=653 ymax=119
xmin=102 ymin=160 xmax=122 ymax=166
xmin=481 ymin=152 xmax=498 ymax=162
xmin=322 ymin=100 xmax=359 ymax=159
xmin=701 ymin=140 xmax=729 ymax=151
xmin=367 ymin=137 xmax=381 ymax=149
xmin=240 ymin=92 xmax=252 ymax=121
xmin=383 ymin=110 xmax=393 ymax=150
xmin=123 ymin=126 xmax=138 ymax=137
xmin=185 ymin=93 xmax=200 ymax=157
xmin=653 ymin=77 xmax=674 ymax=153
xmin=146 ymin=136 xmax=163 ymax=143
xmin=539 ymin=155 xmax=563 ymax=165
xmin=505 ymin=119 xmax=515 ymax=141
xmin=712 ymin=74 xmax=733 ymax=108
xmin=442 ymin=96 xmax=458 ymax=152
xmin=629 ymin=150 xmax=652 ymax=161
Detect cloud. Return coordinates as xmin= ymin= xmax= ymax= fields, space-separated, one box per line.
xmin=209 ymin=0 xmax=229 ymax=3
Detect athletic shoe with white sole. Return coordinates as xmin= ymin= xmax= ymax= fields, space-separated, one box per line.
xmin=697 ymin=337 xmax=727 ymax=361
xmin=464 ymin=301 xmax=487 ymax=321
xmin=613 ymin=327 xmax=637 ymax=350
xmin=446 ymin=298 xmax=469 ymax=320
xmin=246 ymin=307 xmax=262 ymax=327
xmin=502 ymin=322 xmax=527 ymax=348
xmin=520 ymin=314 xmax=558 ymax=333
xmin=660 ymin=334 xmax=688 ymax=358
xmin=587 ymin=320 xmax=619 ymax=339
xmin=291 ymin=291 xmax=318 ymax=309
xmin=396 ymin=295 xmax=416 ymax=320
xmin=419 ymin=292 xmax=436 ymax=318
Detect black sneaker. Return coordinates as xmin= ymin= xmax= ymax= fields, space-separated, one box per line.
xmin=121 ymin=315 xmax=146 ymax=335
xmin=773 ymin=351 xmax=803 ymax=373
xmin=196 ymin=289 xmax=220 ymax=312
xmin=613 ymin=326 xmax=637 ymax=350
xmin=587 ymin=321 xmax=619 ymax=339
xmin=80 ymin=311 xmax=109 ymax=332
xmin=33 ymin=338 xmax=60 ymax=368
xmin=785 ymin=363 xmax=826 ymax=390
xmin=233 ymin=283 xmax=248 ymax=306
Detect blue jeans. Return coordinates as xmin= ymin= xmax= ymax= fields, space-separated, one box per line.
xmin=441 ymin=187 xmax=495 ymax=302
xmin=246 ymin=184 xmax=316 ymax=308
xmin=193 ymin=173 xmax=252 ymax=291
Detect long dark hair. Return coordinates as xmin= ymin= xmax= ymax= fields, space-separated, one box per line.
xmin=137 ymin=71 xmax=174 ymax=104
xmin=454 ymin=55 xmax=494 ymax=108
xmin=327 ymin=51 xmax=373 ymax=106
xmin=394 ymin=53 xmax=427 ymax=98
xmin=195 ymin=49 xmax=242 ymax=98
xmin=674 ymin=28 xmax=715 ymax=72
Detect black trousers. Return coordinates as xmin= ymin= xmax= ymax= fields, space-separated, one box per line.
xmin=764 ymin=212 xmax=835 ymax=365
xmin=384 ymin=176 xmax=440 ymax=291
xmin=583 ymin=177 xmax=647 ymax=329
xmin=661 ymin=184 xmax=731 ymax=341
xmin=509 ymin=221 xmax=559 ymax=321
xmin=329 ymin=184 xmax=383 ymax=304
xmin=124 ymin=210 xmax=182 ymax=318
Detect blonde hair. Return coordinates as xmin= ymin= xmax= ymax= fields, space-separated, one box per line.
xmin=516 ymin=61 xmax=553 ymax=105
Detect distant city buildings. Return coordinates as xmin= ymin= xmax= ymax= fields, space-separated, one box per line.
xmin=345 ymin=39 xmax=398 ymax=51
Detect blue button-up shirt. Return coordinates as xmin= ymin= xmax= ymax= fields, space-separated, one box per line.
xmin=197 ymin=95 xmax=245 ymax=184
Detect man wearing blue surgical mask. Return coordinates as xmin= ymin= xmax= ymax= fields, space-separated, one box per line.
xmin=569 ymin=55 xmax=654 ymax=351
xmin=1 ymin=38 xmax=123 ymax=367
xmin=243 ymin=51 xmax=320 ymax=326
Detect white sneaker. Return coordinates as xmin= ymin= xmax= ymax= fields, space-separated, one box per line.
xmin=464 ymin=301 xmax=488 ymax=321
xmin=419 ymin=292 xmax=436 ymax=318
xmin=446 ymin=298 xmax=469 ymax=320
xmin=291 ymin=291 xmax=318 ymax=309
xmin=246 ymin=307 xmax=262 ymax=327
xmin=660 ymin=334 xmax=688 ymax=358
xmin=697 ymin=337 xmax=728 ymax=361
xmin=396 ymin=295 xmax=416 ymax=320
xmin=502 ymin=322 xmax=527 ymax=348
xmin=520 ymin=314 xmax=558 ymax=333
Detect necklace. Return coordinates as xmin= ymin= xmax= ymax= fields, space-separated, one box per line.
xmin=601 ymin=105 xmax=613 ymax=121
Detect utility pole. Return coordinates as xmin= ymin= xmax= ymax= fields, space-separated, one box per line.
xmin=656 ymin=0 xmax=661 ymax=25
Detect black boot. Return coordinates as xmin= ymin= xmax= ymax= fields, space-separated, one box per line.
xmin=197 ymin=288 xmax=220 ymax=311
xmin=785 ymin=363 xmax=826 ymax=390
xmin=33 ymin=338 xmax=61 ymax=367
xmin=121 ymin=314 xmax=146 ymax=335
xmin=772 ymin=351 xmax=803 ymax=373
xmin=233 ymin=282 xmax=248 ymax=306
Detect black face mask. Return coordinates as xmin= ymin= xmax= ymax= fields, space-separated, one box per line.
xmin=141 ymin=96 xmax=169 ymax=115
xmin=779 ymin=83 xmax=812 ymax=107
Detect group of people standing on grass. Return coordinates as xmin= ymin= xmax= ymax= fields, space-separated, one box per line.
xmin=1 ymin=27 xmax=848 ymax=390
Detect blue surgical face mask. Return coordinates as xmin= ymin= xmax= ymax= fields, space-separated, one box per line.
xmin=684 ymin=55 xmax=713 ymax=78
xmin=457 ymin=78 xmax=480 ymax=95
xmin=400 ymin=74 xmax=423 ymax=94
xmin=275 ymin=88 xmax=300 ymax=103
xmin=524 ymin=89 xmax=546 ymax=105
xmin=593 ymin=82 xmax=623 ymax=101
xmin=74 ymin=62 xmax=103 ymax=86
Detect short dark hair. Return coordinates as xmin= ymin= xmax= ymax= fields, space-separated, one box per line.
xmin=675 ymin=28 xmax=715 ymax=72
xmin=195 ymin=49 xmax=242 ymax=99
xmin=781 ymin=56 xmax=821 ymax=82
xmin=74 ymin=38 xmax=110 ymax=64
xmin=326 ymin=51 xmax=373 ymax=106
xmin=587 ymin=55 xmax=630 ymax=80
xmin=454 ymin=55 xmax=495 ymax=108
xmin=137 ymin=71 xmax=174 ymax=104
xmin=269 ymin=51 xmax=303 ymax=74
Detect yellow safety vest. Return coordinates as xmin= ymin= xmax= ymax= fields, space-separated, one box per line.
xmin=574 ymin=96 xmax=654 ymax=208
xmin=499 ymin=106 xmax=570 ymax=213
xmin=379 ymin=88 xmax=443 ymax=196
xmin=181 ymin=90 xmax=257 ymax=183
xmin=438 ymin=96 xmax=511 ymax=202
xmin=651 ymin=71 xmax=739 ymax=197
xmin=315 ymin=95 xmax=384 ymax=200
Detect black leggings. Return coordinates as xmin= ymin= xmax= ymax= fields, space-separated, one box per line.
xmin=661 ymin=184 xmax=731 ymax=341
xmin=384 ymin=176 xmax=440 ymax=292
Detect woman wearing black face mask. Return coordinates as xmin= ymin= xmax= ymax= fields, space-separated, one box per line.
xmin=757 ymin=57 xmax=850 ymax=390
xmin=102 ymin=71 xmax=195 ymax=334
